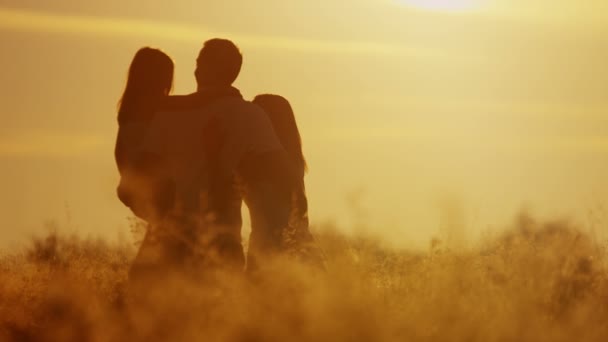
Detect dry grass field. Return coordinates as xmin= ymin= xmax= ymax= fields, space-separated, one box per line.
xmin=1 ymin=214 xmax=607 ymax=342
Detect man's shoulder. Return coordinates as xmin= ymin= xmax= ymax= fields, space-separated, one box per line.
xmin=159 ymin=89 xmax=256 ymax=115
xmin=208 ymin=97 xmax=265 ymax=116
xmin=159 ymin=93 xmax=201 ymax=112
xmin=212 ymin=98 xmax=283 ymax=152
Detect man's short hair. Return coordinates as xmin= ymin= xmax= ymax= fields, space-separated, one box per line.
xmin=197 ymin=39 xmax=243 ymax=86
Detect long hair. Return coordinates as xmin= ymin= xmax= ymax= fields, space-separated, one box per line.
xmin=253 ymin=94 xmax=307 ymax=175
xmin=118 ymin=47 xmax=174 ymax=124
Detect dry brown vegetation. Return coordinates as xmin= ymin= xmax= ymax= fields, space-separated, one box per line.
xmin=1 ymin=215 xmax=608 ymax=342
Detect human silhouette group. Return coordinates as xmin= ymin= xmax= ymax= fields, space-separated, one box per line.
xmin=115 ymin=39 xmax=323 ymax=286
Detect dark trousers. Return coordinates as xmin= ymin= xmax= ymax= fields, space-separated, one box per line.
xmin=128 ymin=211 xmax=246 ymax=290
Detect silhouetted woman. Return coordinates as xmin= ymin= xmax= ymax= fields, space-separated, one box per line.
xmin=251 ymin=94 xmax=324 ymax=268
xmin=115 ymin=47 xmax=181 ymax=290
xmin=115 ymin=47 xmax=175 ymax=223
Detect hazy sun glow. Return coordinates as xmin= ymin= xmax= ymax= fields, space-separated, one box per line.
xmin=1 ymin=0 xmax=608 ymax=250
xmin=398 ymin=0 xmax=478 ymax=11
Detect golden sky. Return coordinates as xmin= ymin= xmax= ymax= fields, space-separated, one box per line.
xmin=0 ymin=0 xmax=607 ymax=248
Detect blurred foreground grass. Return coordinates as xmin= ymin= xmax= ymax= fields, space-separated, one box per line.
xmin=1 ymin=215 xmax=608 ymax=341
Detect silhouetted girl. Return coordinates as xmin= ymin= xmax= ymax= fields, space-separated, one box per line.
xmin=115 ymin=47 xmax=175 ymax=222
xmin=115 ymin=47 xmax=213 ymax=296
xmin=252 ymin=94 xmax=325 ymax=268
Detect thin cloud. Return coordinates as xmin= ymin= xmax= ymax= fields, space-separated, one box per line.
xmin=0 ymin=132 xmax=108 ymax=158
xmin=0 ymin=6 xmax=466 ymax=61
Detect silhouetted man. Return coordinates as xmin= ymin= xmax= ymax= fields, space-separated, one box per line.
xmin=145 ymin=39 xmax=297 ymax=272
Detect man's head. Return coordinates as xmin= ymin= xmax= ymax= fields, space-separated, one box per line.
xmin=195 ymin=39 xmax=243 ymax=89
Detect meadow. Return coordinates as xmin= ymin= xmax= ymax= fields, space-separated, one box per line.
xmin=1 ymin=214 xmax=607 ymax=341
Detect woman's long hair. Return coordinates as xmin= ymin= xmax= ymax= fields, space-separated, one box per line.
xmin=118 ymin=47 xmax=174 ymax=124
xmin=253 ymin=94 xmax=307 ymax=175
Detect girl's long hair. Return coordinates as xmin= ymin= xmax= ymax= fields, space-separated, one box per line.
xmin=253 ymin=94 xmax=307 ymax=175
xmin=118 ymin=47 xmax=174 ymax=123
